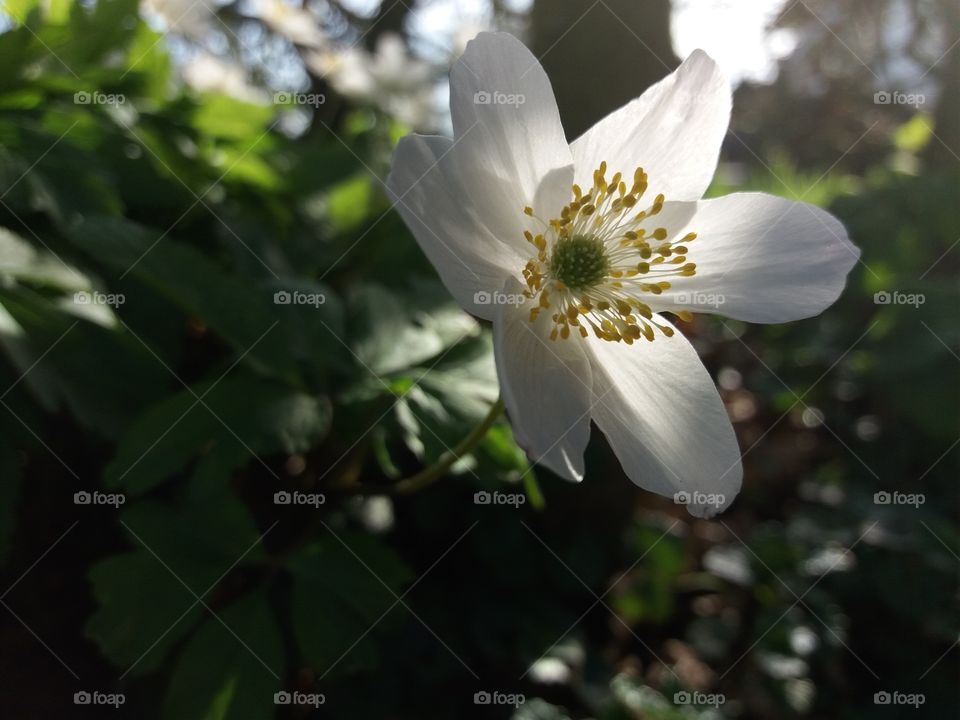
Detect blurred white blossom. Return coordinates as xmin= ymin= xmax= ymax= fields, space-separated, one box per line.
xmin=182 ymin=52 xmax=268 ymax=103
xmin=251 ymin=0 xmax=327 ymax=48
xmin=309 ymin=32 xmax=436 ymax=128
xmin=141 ymin=0 xmax=217 ymax=38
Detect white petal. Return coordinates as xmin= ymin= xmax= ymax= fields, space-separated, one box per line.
xmin=584 ymin=320 xmax=742 ymax=517
xmin=493 ymin=279 xmax=592 ymax=481
xmin=450 ymin=32 xmax=573 ymax=213
xmin=387 ymin=134 xmax=526 ymax=320
xmin=654 ymin=193 xmax=860 ymax=323
xmin=570 ymin=49 xmax=730 ymax=202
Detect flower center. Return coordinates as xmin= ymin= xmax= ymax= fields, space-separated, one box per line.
xmin=548 ymin=234 xmax=609 ymax=291
xmin=519 ymin=161 xmax=698 ymax=344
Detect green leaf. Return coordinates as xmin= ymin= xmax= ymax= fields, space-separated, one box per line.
xmin=86 ymin=550 xmax=205 ymax=674
xmin=66 ymin=216 xmax=302 ymax=379
xmin=86 ymin=495 xmax=266 ymax=673
xmin=0 ymin=285 xmax=169 ymax=435
xmin=104 ymin=373 xmax=331 ymax=494
xmin=325 ymin=173 xmax=373 ymax=231
xmin=348 ymin=280 xmax=479 ymax=376
xmin=0 ymin=226 xmax=90 ymax=290
xmin=291 ymin=530 xmax=411 ymax=677
xmin=191 ymin=95 xmax=274 ymax=141
xmin=164 ymin=590 xmax=284 ymax=720
xmin=392 ymin=335 xmax=499 ymax=463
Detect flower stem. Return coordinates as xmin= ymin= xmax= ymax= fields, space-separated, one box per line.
xmin=388 ymin=396 xmax=505 ymax=495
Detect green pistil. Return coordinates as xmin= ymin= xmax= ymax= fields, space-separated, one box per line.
xmin=548 ymin=234 xmax=609 ymax=291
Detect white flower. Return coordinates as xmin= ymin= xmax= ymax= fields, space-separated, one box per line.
xmin=251 ymin=0 xmax=327 ymax=49
xmin=386 ymin=33 xmax=859 ymax=517
xmin=309 ymin=33 xmax=435 ymax=128
xmin=141 ymin=0 xmax=215 ymax=39
xmin=181 ymin=53 xmax=268 ymax=104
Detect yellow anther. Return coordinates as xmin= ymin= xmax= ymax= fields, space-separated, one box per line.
xmin=517 ymin=162 xmax=699 ymax=344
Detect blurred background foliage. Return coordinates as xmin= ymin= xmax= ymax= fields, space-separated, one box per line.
xmin=0 ymin=0 xmax=957 ymax=718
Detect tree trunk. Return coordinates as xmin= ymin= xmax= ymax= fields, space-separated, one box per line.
xmin=529 ymin=0 xmax=679 ymax=139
